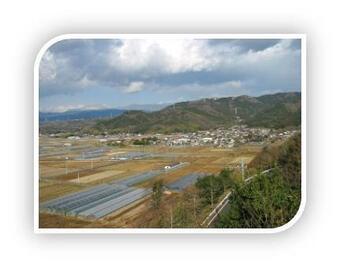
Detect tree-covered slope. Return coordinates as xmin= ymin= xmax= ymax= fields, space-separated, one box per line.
xmin=215 ymin=134 xmax=302 ymax=228
xmin=95 ymin=92 xmax=301 ymax=133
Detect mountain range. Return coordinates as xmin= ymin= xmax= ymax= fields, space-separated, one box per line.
xmin=93 ymin=92 xmax=301 ymax=134
xmin=39 ymin=108 xmax=125 ymax=123
xmin=40 ymin=92 xmax=301 ymax=135
xmin=39 ymin=103 xmax=171 ymax=123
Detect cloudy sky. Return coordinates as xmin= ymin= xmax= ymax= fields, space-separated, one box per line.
xmin=39 ymin=38 xmax=301 ymax=112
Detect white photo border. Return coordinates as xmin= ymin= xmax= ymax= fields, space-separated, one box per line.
xmin=34 ymin=33 xmax=307 ymax=234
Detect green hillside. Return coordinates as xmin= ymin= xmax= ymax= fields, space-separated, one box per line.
xmin=95 ymin=92 xmax=301 ymax=134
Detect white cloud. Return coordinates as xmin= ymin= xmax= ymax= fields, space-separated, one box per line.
xmin=240 ymin=39 xmax=295 ymax=64
xmin=150 ymin=80 xmax=243 ymax=92
xmin=40 ymin=50 xmax=57 ymax=81
xmin=110 ymin=39 xmax=218 ymax=74
xmin=124 ymin=81 xmax=145 ymax=93
xmin=41 ymin=103 xmax=110 ymax=113
xmin=76 ymin=75 xmax=96 ymax=88
xmin=109 ymin=39 xmax=297 ymax=77
xmin=39 ymin=39 xmax=301 ymax=100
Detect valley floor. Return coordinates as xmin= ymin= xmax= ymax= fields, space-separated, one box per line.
xmin=39 ymin=136 xmax=267 ymax=228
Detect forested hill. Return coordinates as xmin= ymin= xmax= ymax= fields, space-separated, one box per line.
xmin=94 ymin=92 xmax=301 ymax=134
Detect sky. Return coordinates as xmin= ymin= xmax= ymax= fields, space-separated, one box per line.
xmin=39 ymin=38 xmax=301 ymax=112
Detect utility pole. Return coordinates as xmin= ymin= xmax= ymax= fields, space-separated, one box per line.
xmin=210 ymin=176 xmax=214 ymax=207
xmin=65 ymin=158 xmax=68 ymax=175
xmin=193 ymin=195 xmax=197 ymax=220
xmin=241 ymin=159 xmax=245 ymax=181
xmin=91 ymin=160 xmax=93 ymax=169
xmin=77 ymin=172 xmax=80 ymax=183
xmin=170 ymin=206 xmax=173 ymax=228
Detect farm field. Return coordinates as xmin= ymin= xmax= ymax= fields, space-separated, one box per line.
xmin=39 ymin=136 xmax=262 ymax=228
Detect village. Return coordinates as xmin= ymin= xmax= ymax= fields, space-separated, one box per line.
xmin=50 ymin=125 xmax=298 ymax=149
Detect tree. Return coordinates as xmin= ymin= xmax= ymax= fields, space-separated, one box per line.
xmin=215 ymin=134 xmax=301 ymax=228
xmin=219 ymin=169 xmax=235 ymax=192
xmin=277 ymin=133 xmax=301 ymax=187
xmin=151 ymin=180 xmax=164 ymax=209
xmin=195 ymin=169 xmax=235 ymax=207
xmin=215 ymin=170 xmax=300 ymax=228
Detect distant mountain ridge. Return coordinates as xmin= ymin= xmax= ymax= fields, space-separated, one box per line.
xmin=94 ymin=92 xmax=301 ymax=134
xmin=39 ymin=108 xmax=125 ymax=122
xmin=39 ymin=103 xmax=171 ymax=123
xmin=117 ymin=103 xmax=171 ymax=112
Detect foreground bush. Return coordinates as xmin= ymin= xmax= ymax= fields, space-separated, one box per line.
xmin=215 ymin=169 xmax=301 ymax=228
xmin=215 ymin=134 xmax=301 ymax=228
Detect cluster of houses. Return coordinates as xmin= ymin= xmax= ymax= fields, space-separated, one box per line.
xmin=158 ymin=126 xmax=297 ymax=148
xmin=50 ymin=125 xmax=298 ymax=148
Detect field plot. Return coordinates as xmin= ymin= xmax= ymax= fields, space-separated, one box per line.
xmin=41 ymin=182 xmax=152 ymax=219
xmin=39 ymin=213 xmax=93 ymax=228
xmin=111 ymin=151 xmax=153 ymax=160
xmin=167 ymin=173 xmax=207 ymax=192
xmin=114 ymin=170 xmax=162 ymax=187
xmin=39 ymin=165 xmax=78 ymax=178
xmin=69 ymin=170 xmax=125 ymax=183
xmin=79 ymin=188 xmax=151 ymax=219
xmin=39 ymin=136 xmax=264 ymax=228
xmin=76 ymin=147 xmax=112 ymax=160
xmin=229 ymin=156 xmax=255 ymax=165
xmin=39 ymin=160 xmax=113 ymax=179
xmin=39 ymin=180 xmax=89 ymax=202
